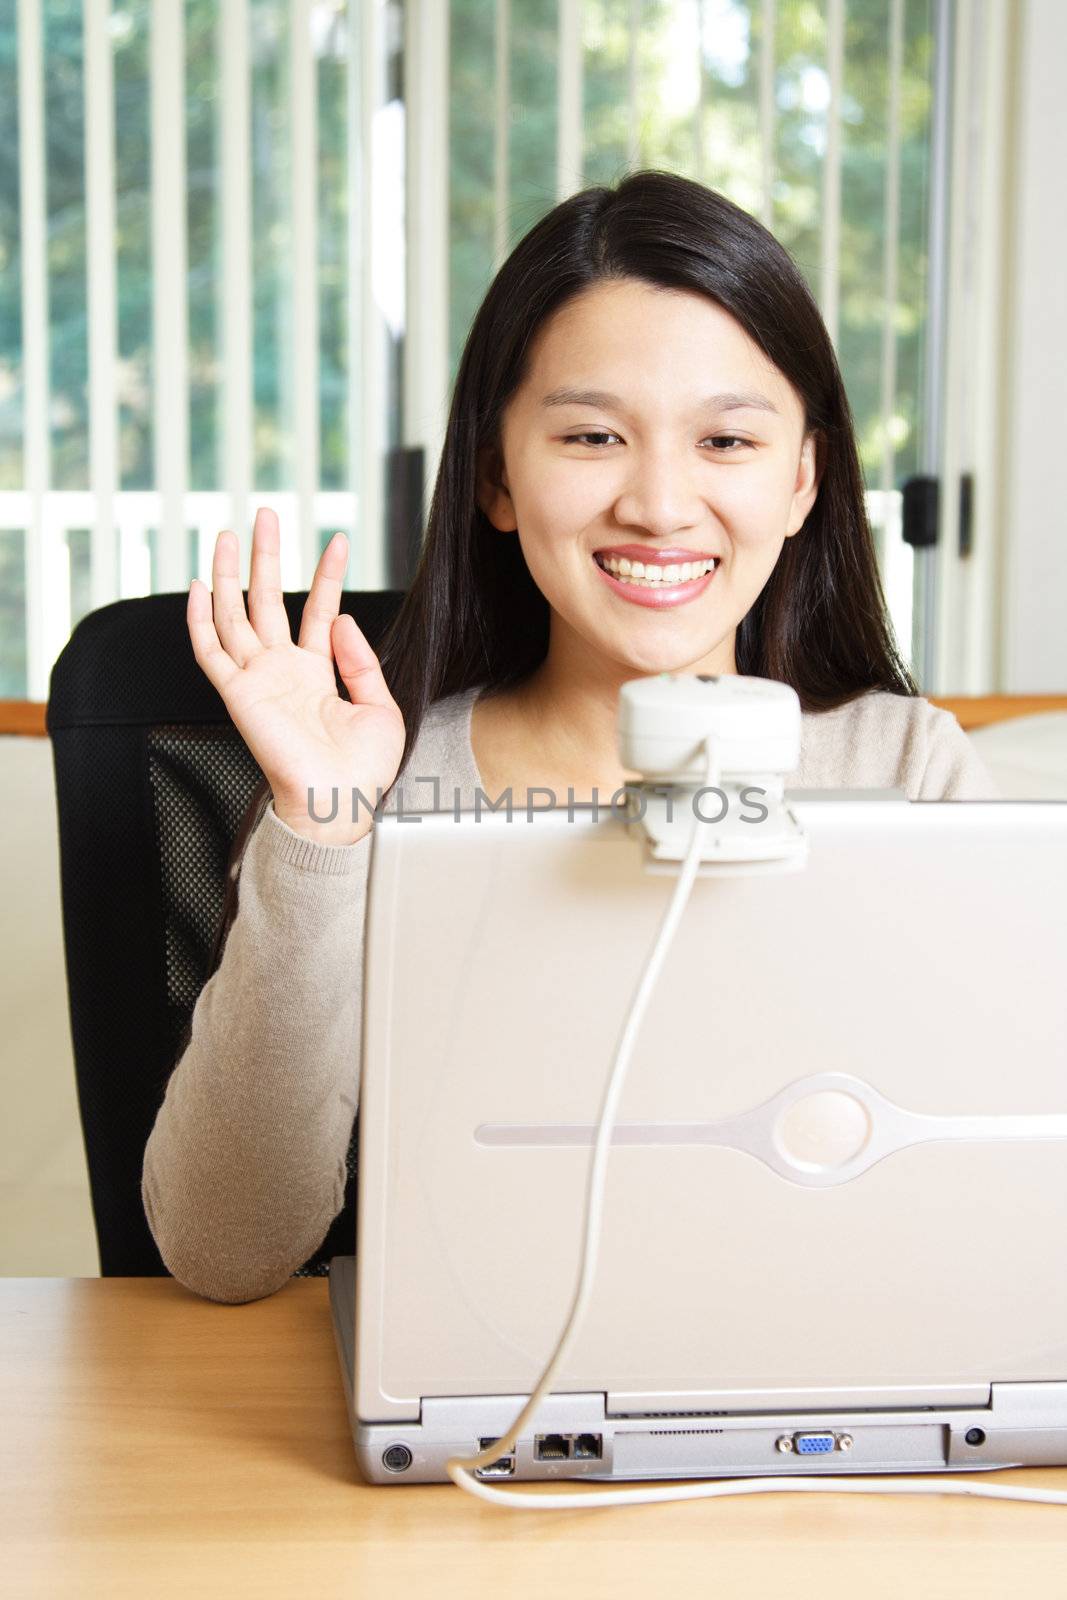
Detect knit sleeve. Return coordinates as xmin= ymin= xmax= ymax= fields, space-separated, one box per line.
xmin=917 ymin=705 xmax=1003 ymax=800
xmin=141 ymin=800 xmax=373 ymax=1304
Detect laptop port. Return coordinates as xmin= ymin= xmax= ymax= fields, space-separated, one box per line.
xmin=475 ymin=1441 xmax=515 ymax=1478
xmin=793 ymin=1432 xmax=836 ymax=1455
xmin=535 ymin=1433 xmax=570 ymax=1461
xmin=573 ymin=1433 xmax=603 ymax=1460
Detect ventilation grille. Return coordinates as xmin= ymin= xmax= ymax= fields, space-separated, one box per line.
xmin=648 ymin=1427 xmax=726 ymax=1436
xmin=613 ymin=1410 xmax=730 ymax=1419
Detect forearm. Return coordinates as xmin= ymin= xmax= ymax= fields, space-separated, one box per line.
xmin=142 ymin=802 xmax=373 ymax=1303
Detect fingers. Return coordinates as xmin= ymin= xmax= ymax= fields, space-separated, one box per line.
xmin=246 ymin=506 xmax=294 ymax=648
xmin=297 ymin=531 xmax=350 ymax=658
xmin=210 ymin=527 xmax=265 ymax=669
xmin=187 ymin=577 xmax=240 ymax=697
xmin=330 ymin=612 xmax=396 ymax=710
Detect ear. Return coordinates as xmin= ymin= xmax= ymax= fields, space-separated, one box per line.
xmin=784 ymin=431 xmax=821 ymax=538
xmin=475 ymin=442 xmax=518 ymax=533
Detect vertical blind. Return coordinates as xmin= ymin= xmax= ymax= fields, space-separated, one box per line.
xmin=0 ymin=0 xmax=937 ymax=699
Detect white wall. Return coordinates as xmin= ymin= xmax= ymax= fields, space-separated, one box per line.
xmin=0 ymin=738 xmax=97 ymax=1275
xmin=1001 ymin=0 xmax=1067 ymax=690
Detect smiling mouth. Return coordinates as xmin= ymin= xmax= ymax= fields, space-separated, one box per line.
xmin=593 ymin=551 xmax=720 ymax=589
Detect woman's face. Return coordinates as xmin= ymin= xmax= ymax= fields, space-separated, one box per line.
xmin=477 ymin=278 xmax=820 ymax=680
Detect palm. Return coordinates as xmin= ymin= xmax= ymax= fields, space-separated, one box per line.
xmin=223 ymin=639 xmax=403 ymax=808
xmin=187 ymin=510 xmax=407 ymax=840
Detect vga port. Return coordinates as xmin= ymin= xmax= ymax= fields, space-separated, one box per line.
xmin=793 ymin=1432 xmax=836 ymax=1455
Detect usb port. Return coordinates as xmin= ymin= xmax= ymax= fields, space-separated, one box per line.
xmin=477 ymin=1438 xmax=515 ymax=1477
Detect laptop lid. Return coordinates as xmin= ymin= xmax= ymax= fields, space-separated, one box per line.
xmin=354 ymin=798 xmax=1067 ymax=1425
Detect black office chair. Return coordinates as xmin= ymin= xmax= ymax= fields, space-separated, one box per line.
xmin=46 ymin=588 xmax=405 ymax=1277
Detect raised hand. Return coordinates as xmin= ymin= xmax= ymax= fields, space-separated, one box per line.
xmin=187 ymin=507 xmax=406 ymax=845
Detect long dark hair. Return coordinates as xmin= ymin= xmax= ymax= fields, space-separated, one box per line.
xmin=204 ymin=168 xmax=917 ymax=982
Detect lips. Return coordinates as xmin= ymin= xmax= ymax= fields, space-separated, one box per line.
xmin=591 ymin=549 xmax=720 ymax=609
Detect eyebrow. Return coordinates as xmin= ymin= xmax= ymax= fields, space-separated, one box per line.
xmin=540 ymin=386 xmax=780 ymax=416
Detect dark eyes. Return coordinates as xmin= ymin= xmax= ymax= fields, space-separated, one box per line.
xmin=563 ymin=432 xmax=752 ymax=452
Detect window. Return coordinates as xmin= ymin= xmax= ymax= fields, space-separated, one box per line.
xmin=1 ymin=1 xmax=993 ymax=700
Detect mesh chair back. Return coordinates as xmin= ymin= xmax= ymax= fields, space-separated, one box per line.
xmin=46 ymin=588 xmax=404 ymax=1276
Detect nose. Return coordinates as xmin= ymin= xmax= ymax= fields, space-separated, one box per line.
xmin=610 ymin=440 xmax=708 ymax=539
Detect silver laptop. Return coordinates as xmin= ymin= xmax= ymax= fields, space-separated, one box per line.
xmin=330 ymin=794 xmax=1067 ymax=1485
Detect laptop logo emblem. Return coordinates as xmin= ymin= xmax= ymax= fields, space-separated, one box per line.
xmin=475 ymin=1070 xmax=1067 ymax=1188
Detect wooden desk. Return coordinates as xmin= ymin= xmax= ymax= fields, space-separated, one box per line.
xmin=3 ymin=1279 xmax=1067 ymax=1598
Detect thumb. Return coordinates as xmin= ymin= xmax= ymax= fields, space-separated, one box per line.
xmin=331 ymin=613 xmax=395 ymax=709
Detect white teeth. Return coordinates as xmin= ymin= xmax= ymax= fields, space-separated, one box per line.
xmin=597 ymin=554 xmax=718 ymax=587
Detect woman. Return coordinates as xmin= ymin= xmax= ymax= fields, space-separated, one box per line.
xmin=142 ymin=171 xmax=998 ymax=1305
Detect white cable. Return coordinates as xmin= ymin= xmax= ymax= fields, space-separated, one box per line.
xmin=445 ymin=734 xmax=1067 ymax=1511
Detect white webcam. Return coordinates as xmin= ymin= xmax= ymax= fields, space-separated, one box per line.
xmin=616 ymin=673 xmax=807 ymax=873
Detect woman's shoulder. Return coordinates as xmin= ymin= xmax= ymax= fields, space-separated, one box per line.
xmin=804 ymin=688 xmax=941 ymax=735
xmin=797 ymin=690 xmax=1000 ymax=800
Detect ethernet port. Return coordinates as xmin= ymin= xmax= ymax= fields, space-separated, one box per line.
xmin=535 ymin=1433 xmax=570 ymax=1461
xmin=573 ymin=1433 xmax=602 ymax=1460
